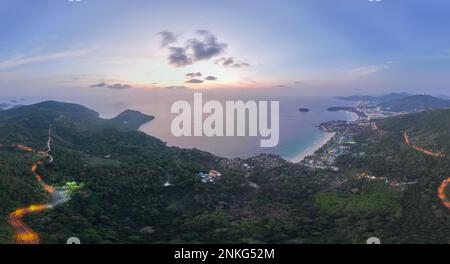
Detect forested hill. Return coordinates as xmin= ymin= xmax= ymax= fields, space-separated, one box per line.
xmin=332 ymin=109 xmax=450 ymax=243
xmin=337 ymin=93 xmax=450 ymax=113
xmin=0 ymin=101 xmax=155 ymax=147
xmin=110 ymin=109 xmax=155 ymax=131
xmin=378 ymin=108 xmax=450 ymax=153
xmin=380 ymin=95 xmax=450 ymax=112
xmin=0 ymin=101 xmax=221 ymax=243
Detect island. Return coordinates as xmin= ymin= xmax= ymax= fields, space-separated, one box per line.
xmin=298 ymin=108 xmax=310 ymax=112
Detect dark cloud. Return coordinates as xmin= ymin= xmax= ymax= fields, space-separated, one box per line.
xmin=161 ymin=30 xmax=227 ymax=67
xmin=185 ymin=78 xmax=204 ymax=84
xmin=188 ymin=30 xmax=227 ymax=61
xmin=158 ymin=31 xmax=177 ymax=47
xmin=168 ymin=47 xmax=192 ymax=67
xmin=186 ymin=72 xmax=202 ymax=78
xmin=90 ymin=82 xmax=107 ymax=88
xmin=215 ymin=57 xmax=250 ymax=68
xmin=205 ymin=76 xmax=218 ymax=81
xmin=107 ymin=83 xmax=132 ymax=90
xmin=221 ymin=57 xmax=235 ymax=67
xmin=277 ymin=85 xmax=288 ymax=88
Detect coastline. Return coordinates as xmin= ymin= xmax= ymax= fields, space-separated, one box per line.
xmin=136 ymin=97 xmax=359 ymax=160
xmin=286 ymin=109 xmax=359 ymax=163
xmin=287 ymin=131 xmax=336 ymax=163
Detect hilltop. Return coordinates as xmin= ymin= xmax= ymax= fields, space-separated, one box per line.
xmin=377 ymin=108 xmax=450 ymax=153
xmin=338 ymin=93 xmax=450 ymax=114
xmin=380 ymin=95 xmax=450 ymax=112
xmin=0 ymin=101 xmax=155 ymax=147
xmin=110 ymin=109 xmax=154 ymax=131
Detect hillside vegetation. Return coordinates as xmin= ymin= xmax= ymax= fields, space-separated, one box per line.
xmin=1 ymin=101 xmax=450 ymax=243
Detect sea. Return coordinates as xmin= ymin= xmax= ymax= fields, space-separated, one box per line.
xmin=0 ymin=90 xmax=357 ymax=162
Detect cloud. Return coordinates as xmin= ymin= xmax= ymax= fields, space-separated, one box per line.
xmin=233 ymin=62 xmax=250 ymax=68
xmin=185 ymin=72 xmax=218 ymax=82
xmin=168 ymin=47 xmax=192 ymax=67
xmin=349 ymin=64 xmax=389 ymax=77
xmin=205 ymin=75 xmax=218 ymax=81
xmin=107 ymin=83 xmax=131 ymax=90
xmin=160 ymin=30 xmax=227 ymax=67
xmin=277 ymin=85 xmax=288 ymax=88
xmin=90 ymin=82 xmax=131 ymax=90
xmin=185 ymin=78 xmax=204 ymax=84
xmin=188 ymin=30 xmax=227 ymax=61
xmin=158 ymin=31 xmax=177 ymax=47
xmin=90 ymin=82 xmax=108 ymax=88
xmin=165 ymin=85 xmax=188 ymax=90
xmin=215 ymin=57 xmax=250 ymax=68
xmin=0 ymin=49 xmax=89 ymax=70
xmin=186 ymin=72 xmax=202 ymax=78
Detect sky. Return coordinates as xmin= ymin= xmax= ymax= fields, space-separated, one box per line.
xmin=1 ymin=0 xmax=450 ymax=98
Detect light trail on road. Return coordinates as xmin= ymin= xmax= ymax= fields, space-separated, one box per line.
xmin=6 ymin=126 xmax=57 ymax=244
xmin=8 ymin=204 xmax=50 ymax=244
xmin=403 ymin=132 xmax=446 ymax=158
xmin=403 ymin=131 xmax=450 ymax=210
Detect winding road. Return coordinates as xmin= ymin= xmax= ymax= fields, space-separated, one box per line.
xmin=403 ymin=131 xmax=450 ymax=210
xmin=6 ymin=126 xmax=69 ymax=244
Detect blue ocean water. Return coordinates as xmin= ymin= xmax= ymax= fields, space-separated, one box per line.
xmin=139 ymin=95 xmax=356 ymax=160
xmin=0 ymin=93 xmax=355 ymax=161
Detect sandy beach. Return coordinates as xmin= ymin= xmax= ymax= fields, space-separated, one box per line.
xmin=287 ymin=131 xmax=336 ymax=163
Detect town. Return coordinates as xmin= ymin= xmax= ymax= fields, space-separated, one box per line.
xmin=301 ymin=102 xmax=398 ymax=171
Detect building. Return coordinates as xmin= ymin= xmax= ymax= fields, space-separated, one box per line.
xmin=197 ymin=170 xmax=222 ymax=184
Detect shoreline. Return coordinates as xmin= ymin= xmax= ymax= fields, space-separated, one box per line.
xmin=287 ymin=131 xmax=336 ymax=163
xmin=286 ymin=109 xmax=358 ymax=163
xmin=138 ymin=100 xmax=359 ymax=162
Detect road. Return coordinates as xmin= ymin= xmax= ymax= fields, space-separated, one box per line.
xmin=438 ymin=179 xmax=450 ymax=209
xmin=403 ymin=132 xmax=446 ymax=158
xmin=403 ymin=131 xmax=450 ymax=210
xmin=6 ymin=126 xmax=69 ymax=244
xmin=8 ymin=204 xmax=50 ymax=244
